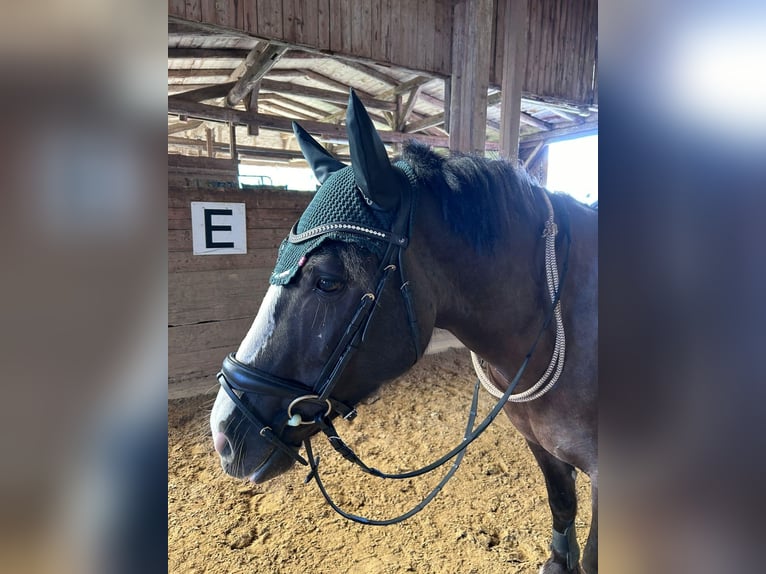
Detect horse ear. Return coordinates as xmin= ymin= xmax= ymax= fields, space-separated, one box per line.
xmin=292 ymin=121 xmax=346 ymax=184
xmin=346 ymin=90 xmax=400 ymax=210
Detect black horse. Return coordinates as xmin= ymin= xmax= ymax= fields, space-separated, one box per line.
xmin=210 ymin=92 xmax=597 ymax=573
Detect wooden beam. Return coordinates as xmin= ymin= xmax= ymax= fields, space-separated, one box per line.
xmin=170 ymin=82 xmax=236 ymax=102
xmin=449 ymin=0 xmax=494 ymax=152
xmin=168 ymin=48 xmax=251 ymax=60
xmin=519 ymin=120 xmax=598 ymax=145
xmin=499 ymin=0 xmax=529 ymax=162
xmin=405 ymin=112 xmax=445 ymax=134
xmin=258 ymin=101 xmax=317 ymax=120
xmin=397 ymin=87 xmax=423 ymax=131
xmin=243 ymin=84 xmax=260 ymax=136
xmin=168 ymin=69 xmax=234 ymax=79
xmin=540 ymin=106 xmax=582 ymax=123
xmin=168 ymin=120 xmax=203 ymax=135
xmin=205 ymin=127 xmax=214 ymax=158
xmin=443 ymin=78 xmax=451 ymax=134
xmin=265 ymin=69 xmax=357 ymax=96
xmin=521 ymin=97 xmax=592 ymax=118
xmin=228 ymin=123 xmax=237 ymax=160
xmin=523 ymin=141 xmax=544 ymax=169
xmin=282 ymin=48 xmax=443 ymax=80
xmin=258 ymin=79 xmax=396 ymax=111
xmin=375 ymin=76 xmax=433 ymax=100
xmin=168 ymin=137 xmax=353 ymax=163
xmin=167 ymin=99 xmax=502 ymax=149
xmin=228 ymin=42 xmax=262 ymax=81
xmin=318 ymin=76 xmax=432 ymax=124
xmin=226 ymin=44 xmax=288 ymax=107
xmin=260 ymin=94 xmax=339 ymax=118
xmin=407 ymin=92 xmax=501 ymax=134
xmin=340 ymin=61 xmax=398 ymax=86
xmin=520 ymin=111 xmax=552 ymax=131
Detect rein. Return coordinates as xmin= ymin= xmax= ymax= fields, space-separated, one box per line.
xmin=216 ymin=165 xmax=570 ymax=525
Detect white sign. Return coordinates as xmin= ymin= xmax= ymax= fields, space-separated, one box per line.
xmin=191 ymin=202 xmax=247 ymax=255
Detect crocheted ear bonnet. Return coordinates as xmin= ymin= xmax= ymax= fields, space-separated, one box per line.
xmin=269 ymin=161 xmax=416 ymax=285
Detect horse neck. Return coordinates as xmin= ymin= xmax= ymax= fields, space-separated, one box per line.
xmin=415 ymin=187 xmax=554 ymax=366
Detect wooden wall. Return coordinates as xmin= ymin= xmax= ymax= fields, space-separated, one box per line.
xmin=168 ymin=155 xmax=312 ymax=398
xmin=491 ymin=0 xmax=598 ymax=105
xmin=168 ymin=0 xmax=454 ymax=77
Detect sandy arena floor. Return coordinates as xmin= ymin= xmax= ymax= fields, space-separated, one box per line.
xmin=169 ymin=349 xmax=591 ymax=573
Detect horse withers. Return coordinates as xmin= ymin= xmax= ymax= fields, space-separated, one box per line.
xmin=209 ymin=91 xmax=597 ymax=574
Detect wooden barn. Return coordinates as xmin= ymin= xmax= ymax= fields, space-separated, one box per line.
xmin=168 ymin=0 xmax=598 ymax=398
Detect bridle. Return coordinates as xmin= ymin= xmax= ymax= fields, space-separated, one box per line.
xmin=217 ymin=162 xmax=421 ymax=465
xmin=216 ymin=163 xmax=571 ymax=525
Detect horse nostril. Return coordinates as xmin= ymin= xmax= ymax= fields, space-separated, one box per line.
xmin=213 ymin=432 xmax=232 ymax=458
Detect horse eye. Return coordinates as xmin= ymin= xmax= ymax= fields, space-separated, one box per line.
xmin=315 ymin=277 xmax=344 ymax=293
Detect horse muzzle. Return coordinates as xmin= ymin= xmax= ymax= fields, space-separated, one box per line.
xmin=212 ymin=423 xmax=301 ymax=482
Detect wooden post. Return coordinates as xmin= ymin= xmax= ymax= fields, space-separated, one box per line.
xmin=244 ymin=85 xmax=260 ymax=137
xmin=443 ymin=78 xmax=451 ymax=134
xmin=228 ymin=123 xmax=237 ymax=161
xmin=499 ymin=0 xmax=529 ymax=164
xmin=205 ymin=127 xmax=214 ymax=158
xmin=449 ymin=0 xmax=493 ymax=153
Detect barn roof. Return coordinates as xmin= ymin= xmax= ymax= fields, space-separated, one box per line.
xmin=168 ymin=2 xmax=598 ymax=168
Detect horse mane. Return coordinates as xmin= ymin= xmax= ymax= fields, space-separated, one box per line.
xmin=400 ymin=141 xmax=544 ymax=254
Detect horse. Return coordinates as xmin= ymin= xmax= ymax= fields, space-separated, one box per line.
xmin=209 ymin=91 xmax=597 ymax=574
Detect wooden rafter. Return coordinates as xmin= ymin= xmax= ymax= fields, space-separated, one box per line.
xmin=259 ymin=94 xmax=340 ymax=118
xmin=168 ymin=48 xmax=251 ymax=60
xmin=520 ymin=111 xmax=552 ymax=131
xmin=397 ymin=86 xmax=422 ymax=131
xmin=523 ymin=141 xmax=545 ymax=169
xmin=168 ymin=69 xmax=234 ymax=79
xmin=169 ymin=82 xmax=236 ymax=102
xmin=406 ymin=92 xmax=501 ymax=134
xmin=258 ymin=101 xmax=317 ymax=120
xmin=226 ymin=44 xmax=288 ymax=107
xmin=243 ymin=84 xmax=260 ymax=136
xmin=168 ymin=120 xmax=203 ymax=135
xmin=227 ymin=43 xmax=262 ymax=81
xmin=318 ymin=76 xmax=432 ymax=125
xmin=376 ymin=76 xmax=432 ymax=101
xmin=265 ymin=69 xmax=361 ymax=96
xmin=404 ymin=112 xmax=445 ymax=134
xmin=519 ymin=118 xmax=598 ymax=144
xmin=258 ymin=79 xmax=396 ymax=111
xmin=168 ymin=99 xmax=504 ymax=149
xmin=340 ymin=61 xmax=398 ymax=87
xmin=279 ymin=47 xmax=442 ymax=79
xmin=168 ymin=136 xmax=352 ymax=163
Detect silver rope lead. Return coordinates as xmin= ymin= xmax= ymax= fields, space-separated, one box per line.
xmin=472 ymin=193 xmax=566 ymax=403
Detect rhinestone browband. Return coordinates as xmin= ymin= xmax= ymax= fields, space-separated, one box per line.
xmin=287 ymin=221 xmax=408 ymax=247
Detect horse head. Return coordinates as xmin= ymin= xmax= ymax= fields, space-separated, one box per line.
xmin=210 ymin=92 xmax=436 ymax=483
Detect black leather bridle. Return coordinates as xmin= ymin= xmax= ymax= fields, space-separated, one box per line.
xmin=217 ymin=165 xmax=422 ymax=469
xmin=216 ymin=165 xmax=570 ymax=525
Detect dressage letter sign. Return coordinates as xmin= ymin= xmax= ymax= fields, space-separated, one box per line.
xmin=191 ymin=202 xmax=247 ymax=255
